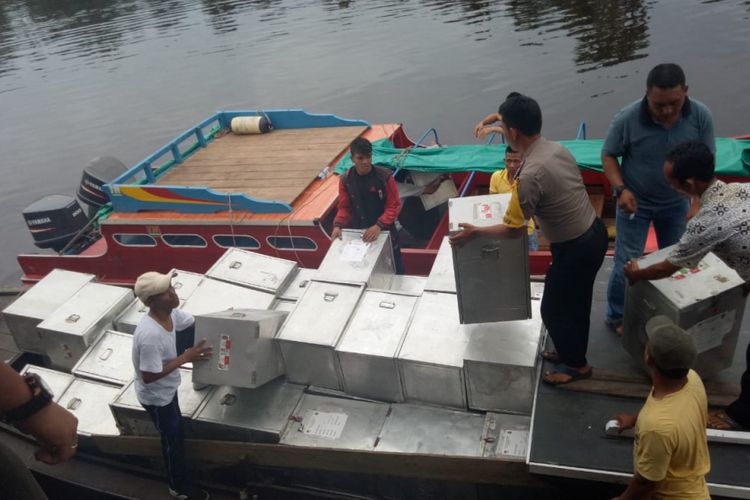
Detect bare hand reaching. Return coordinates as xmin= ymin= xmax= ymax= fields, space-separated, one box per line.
xmin=184 ymin=338 xmax=212 ymax=363
xmin=16 ymin=402 xmax=79 ymax=465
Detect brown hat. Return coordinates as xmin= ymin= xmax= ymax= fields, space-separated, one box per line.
xmin=645 ymin=315 xmax=697 ymax=371
xmin=134 ymin=271 xmax=176 ymax=304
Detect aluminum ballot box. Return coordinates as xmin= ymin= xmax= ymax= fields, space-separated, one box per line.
xmin=191 ymin=379 xmax=304 ymax=443
xmin=448 ymin=193 xmax=531 ymax=324
xmin=278 ymin=268 xmax=318 ymax=301
xmin=397 ymin=291 xmax=469 ymax=409
xmin=335 ymin=290 xmax=418 ymax=402
xmin=276 ymin=281 xmax=364 ymax=389
xmin=20 ymin=365 xmax=75 ymax=402
xmin=180 ymin=277 xmax=275 ymax=317
xmin=424 ymin=237 xmax=456 ymax=294
xmin=315 ymin=229 xmax=395 ymax=289
xmin=37 ymin=282 xmax=133 ymax=370
xmin=462 ymin=301 xmax=545 ymax=415
xmin=72 ymin=330 xmax=134 ymax=386
xmin=206 ymin=248 xmax=298 ymax=295
xmin=623 ymin=247 xmax=747 ymax=378
xmin=192 ymin=309 xmax=287 ymax=389
xmin=3 ymin=269 xmax=95 ymax=354
xmin=58 ymin=378 xmax=121 ymax=437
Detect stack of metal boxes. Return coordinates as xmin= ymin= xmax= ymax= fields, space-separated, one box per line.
xmin=424 ymin=237 xmax=456 ymax=294
xmin=448 ymin=193 xmax=531 ymax=324
xmin=280 ymin=393 xmax=390 ymax=451
xmin=315 ymin=229 xmax=395 ymax=289
xmin=397 ymin=291 xmax=469 ymax=408
xmin=58 ymin=378 xmax=121 ymax=436
xmin=276 ymin=281 xmax=364 ymax=389
xmin=72 ymin=330 xmax=134 ymax=386
xmin=110 ymin=368 xmax=212 ymax=436
xmin=191 ymin=378 xmax=305 ymax=443
xmin=192 ymin=309 xmax=287 ymax=388
xmin=37 ymin=282 xmax=133 ymax=370
xmin=114 ymin=269 xmax=204 ymax=333
xmin=335 ymin=290 xmax=419 ymax=402
xmin=273 ymin=267 xmax=318 ymax=313
xmin=20 ymin=364 xmax=75 ymax=402
xmin=462 ymin=301 xmax=545 ymax=414
xmin=180 ymin=277 xmax=275 ymax=317
xmin=206 ymin=248 xmax=298 ymax=295
xmin=3 ymin=269 xmax=95 ymax=354
xmin=623 ymin=247 xmax=747 ymax=378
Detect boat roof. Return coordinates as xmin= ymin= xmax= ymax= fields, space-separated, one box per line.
xmin=103 ymin=111 xmax=401 ymax=226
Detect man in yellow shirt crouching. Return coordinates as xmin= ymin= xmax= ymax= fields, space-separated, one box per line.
xmin=613 ymin=316 xmax=710 ymax=500
xmin=489 ymin=146 xmax=538 ymax=250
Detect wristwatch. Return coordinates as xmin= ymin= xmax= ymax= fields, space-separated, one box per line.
xmin=2 ymin=373 xmax=54 ymax=424
xmin=613 ymin=185 xmax=626 ymax=198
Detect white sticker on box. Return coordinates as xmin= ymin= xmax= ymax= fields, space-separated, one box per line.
xmin=687 ymin=310 xmax=736 ymax=354
xmin=301 ymin=410 xmax=348 ymax=440
xmin=473 ymin=201 xmax=504 ymax=224
xmin=218 ymin=334 xmax=231 ymax=371
xmin=341 ymin=240 xmax=369 ymax=263
xmin=497 ymin=429 xmax=529 ymax=459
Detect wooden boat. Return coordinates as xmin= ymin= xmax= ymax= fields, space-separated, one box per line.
xmin=15 ymin=109 xmax=750 ymax=285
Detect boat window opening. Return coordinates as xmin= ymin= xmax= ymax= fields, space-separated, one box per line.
xmin=162 ymin=234 xmax=208 ymax=248
xmin=213 ymin=234 xmax=261 ymax=249
xmin=266 ymin=236 xmax=317 ymax=251
xmin=113 ymin=234 xmax=157 ymax=247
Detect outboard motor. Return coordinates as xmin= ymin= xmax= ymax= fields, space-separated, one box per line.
xmin=77 ymin=156 xmax=127 ymax=215
xmin=22 ymin=195 xmax=88 ymax=252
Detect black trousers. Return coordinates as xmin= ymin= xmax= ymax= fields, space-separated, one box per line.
xmin=541 ymin=218 xmax=608 ymax=368
xmin=143 ymin=394 xmax=188 ymax=493
xmin=727 ymin=341 xmax=750 ymax=427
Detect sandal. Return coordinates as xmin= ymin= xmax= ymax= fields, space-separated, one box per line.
xmin=543 ymin=365 xmax=593 ymax=386
xmin=605 ymin=319 xmax=623 ymax=336
xmin=540 ymin=350 xmax=561 ymax=364
xmin=708 ymin=410 xmax=747 ymax=431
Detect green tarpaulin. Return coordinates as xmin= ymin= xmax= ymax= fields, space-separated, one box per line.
xmin=333 ymin=137 xmax=750 ymax=178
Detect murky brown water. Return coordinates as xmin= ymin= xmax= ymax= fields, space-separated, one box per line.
xmin=1 ymin=0 xmax=749 ymax=285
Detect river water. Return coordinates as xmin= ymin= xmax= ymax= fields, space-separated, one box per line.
xmin=1 ymin=0 xmax=749 ymax=286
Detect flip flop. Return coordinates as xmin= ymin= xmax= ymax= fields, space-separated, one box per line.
xmin=708 ymin=410 xmax=747 ymax=431
xmin=543 ymin=364 xmax=593 ymax=386
xmin=605 ymin=319 xmax=623 ymax=336
xmin=540 ymin=350 xmax=561 ymax=364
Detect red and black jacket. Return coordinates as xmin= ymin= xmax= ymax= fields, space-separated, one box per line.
xmin=333 ymin=165 xmax=401 ymax=230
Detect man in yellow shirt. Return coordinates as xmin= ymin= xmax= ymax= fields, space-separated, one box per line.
xmin=488 ymin=146 xmax=538 ymax=250
xmin=613 ymin=316 xmax=710 ymax=500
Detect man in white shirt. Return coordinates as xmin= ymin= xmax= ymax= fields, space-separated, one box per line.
xmin=132 ymin=271 xmax=212 ymax=500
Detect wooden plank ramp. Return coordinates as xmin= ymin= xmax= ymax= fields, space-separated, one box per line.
xmin=157 ymin=126 xmax=367 ymax=205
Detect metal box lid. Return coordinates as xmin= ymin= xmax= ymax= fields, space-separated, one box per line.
xmin=448 ymin=193 xmax=508 ymax=231
xmin=398 ymin=291 xmax=466 ymax=368
xmin=281 ymin=394 xmax=390 ymax=450
xmin=37 ymin=283 xmax=133 ymax=336
xmin=424 ymin=237 xmax=456 ymax=293
xmin=112 ymin=369 xmax=212 ymax=418
xmin=20 ymin=364 xmax=75 ymax=402
xmin=336 ymin=291 xmax=418 ymax=358
xmin=278 ymin=268 xmax=317 ymax=301
xmin=375 ymin=403 xmax=486 ymax=457
xmin=315 ymin=230 xmax=394 ymax=287
xmin=72 ymin=330 xmax=134 ymax=386
xmin=272 ymin=299 xmax=297 ymax=313
xmin=3 ymin=269 xmax=95 ymax=320
xmin=206 ymin=248 xmax=298 ymax=295
xmin=277 ymin=281 xmax=364 ymax=347
xmin=169 ymin=269 xmax=206 ymax=300
xmin=180 ymin=277 xmax=276 ymax=317
xmin=387 ymin=275 xmax=427 ymax=296
xmin=192 ymin=379 xmax=304 ymax=434
xmin=638 ymin=247 xmax=745 ymax=308
xmin=59 ymin=378 xmax=121 ymax=436
xmin=462 ymin=301 xmax=543 ymax=368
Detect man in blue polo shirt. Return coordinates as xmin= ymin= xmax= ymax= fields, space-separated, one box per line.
xmin=602 ymin=63 xmax=715 ymax=335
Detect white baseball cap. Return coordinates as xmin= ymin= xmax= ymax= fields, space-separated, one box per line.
xmin=134 ymin=271 xmax=176 ymax=303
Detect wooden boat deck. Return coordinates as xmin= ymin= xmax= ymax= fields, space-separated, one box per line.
xmin=157 ymin=126 xmax=367 ymax=205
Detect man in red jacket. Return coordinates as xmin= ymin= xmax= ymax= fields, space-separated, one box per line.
xmin=332 ymin=137 xmax=403 ymax=273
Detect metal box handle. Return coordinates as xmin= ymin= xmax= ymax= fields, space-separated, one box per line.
xmin=299 ymin=280 xmax=309 ymax=289
xmin=98 ymin=348 xmax=113 ymax=361
xmin=323 ymin=292 xmax=339 ymax=302
xmin=229 ymin=261 xmax=242 ymax=269
xmin=174 ymin=281 xmax=183 ymax=290
xmin=642 ymin=299 xmax=657 ymax=312
xmin=220 ymin=393 xmax=237 ymax=406
xmin=481 ymin=246 xmax=501 ymax=260
xmin=379 ymin=300 xmax=396 ymax=310
xmin=231 ymin=312 xmax=246 ymax=318
xmin=66 ymin=398 xmax=82 ymax=410
xmin=65 ymin=314 xmax=80 ymax=323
